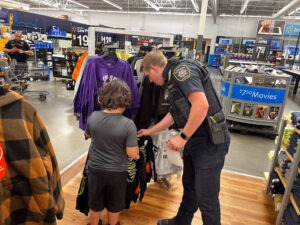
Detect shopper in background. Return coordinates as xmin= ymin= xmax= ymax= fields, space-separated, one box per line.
xmin=138 ymin=50 xmax=230 ymax=225
xmin=3 ymin=30 xmax=33 ymax=73
xmin=0 ymin=86 xmax=65 ymax=224
xmin=85 ymin=79 xmax=139 ymax=225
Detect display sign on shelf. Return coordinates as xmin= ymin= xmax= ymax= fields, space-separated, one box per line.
xmin=231 ymin=84 xmax=286 ymax=104
xmin=72 ymin=26 xmax=88 ymax=47
xmin=243 ymin=46 xmax=254 ymax=54
xmin=252 ymin=44 xmax=269 ymax=62
xmin=96 ymin=32 xmax=125 ymax=49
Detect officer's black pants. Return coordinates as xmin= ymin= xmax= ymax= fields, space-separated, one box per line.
xmin=176 ymin=130 xmax=230 ymax=225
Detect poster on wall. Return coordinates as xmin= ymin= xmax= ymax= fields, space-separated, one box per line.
xmin=0 ymin=10 xmax=8 ymax=23
xmin=257 ymin=20 xmax=285 ymax=36
xmin=284 ymin=24 xmax=300 ymax=37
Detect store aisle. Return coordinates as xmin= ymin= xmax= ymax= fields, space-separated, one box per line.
xmin=59 ymin=156 xmax=276 ymax=225
xmin=24 ymin=67 xmax=300 ymax=177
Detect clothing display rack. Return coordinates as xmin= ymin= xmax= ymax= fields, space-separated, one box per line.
xmin=265 ymin=116 xmax=300 ymax=225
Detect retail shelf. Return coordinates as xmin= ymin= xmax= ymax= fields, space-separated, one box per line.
xmin=285 ymin=116 xmax=300 ymax=135
xmin=48 ymin=35 xmax=71 ymax=39
xmin=275 ymin=166 xmax=300 ymax=215
xmin=228 ymin=60 xmax=275 ymax=66
xmin=281 ymin=144 xmax=300 ymax=174
xmin=266 ymin=118 xmax=300 ymax=225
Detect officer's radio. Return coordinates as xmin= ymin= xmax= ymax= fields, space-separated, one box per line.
xmin=207 ymin=111 xmax=227 ymax=145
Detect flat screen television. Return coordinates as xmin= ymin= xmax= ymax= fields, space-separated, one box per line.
xmin=283 ymin=45 xmax=300 ymax=56
xmin=270 ymin=40 xmax=281 ymax=50
xmin=242 ymin=39 xmax=256 ymax=45
xmin=218 ymin=38 xmax=232 ymax=46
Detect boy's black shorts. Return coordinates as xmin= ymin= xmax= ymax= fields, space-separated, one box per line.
xmin=88 ymin=168 xmax=127 ymax=212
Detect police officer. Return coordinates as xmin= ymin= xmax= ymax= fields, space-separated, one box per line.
xmin=137 ymin=50 xmax=230 ymax=225
xmin=3 ymin=31 xmax=32 ymax=73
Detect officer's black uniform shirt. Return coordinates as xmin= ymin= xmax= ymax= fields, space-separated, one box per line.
xmin=163 ymin=59 xmax=210 ymax=133
xmin=5 ymin=40 xmax=30 ymax=62
xmin=164 ymin=60 xmax=205 ymax=97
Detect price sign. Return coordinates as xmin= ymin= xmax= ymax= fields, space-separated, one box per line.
xmin=244 ymin=46 xmax=254 ymax=54
xmin=72 ymin=26 xmax=88 ymax=47
xmin=72 ymin=34 xmax=88 ymax=47
xmin=252 ymin=44 xmax=269 ymax=61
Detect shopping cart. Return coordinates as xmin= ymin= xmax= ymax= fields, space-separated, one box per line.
xmin=0 ymin=54 xmax=48 ymax=101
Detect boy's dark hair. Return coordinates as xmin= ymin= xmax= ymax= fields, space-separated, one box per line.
xmin=99 ymin=79 xmax=132 ymax=109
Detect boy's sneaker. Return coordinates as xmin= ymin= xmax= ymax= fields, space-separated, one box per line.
xmin=107 ymin=221 xmax=121 ymax=225
xmin=87 ymin=220 xmax=102 ymax=225
xmin=157 ymin=217 xmax=177 ymax=225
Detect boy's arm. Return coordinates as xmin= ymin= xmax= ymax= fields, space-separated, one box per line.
xmin=127 ymin=146 xmax=139 ymax=159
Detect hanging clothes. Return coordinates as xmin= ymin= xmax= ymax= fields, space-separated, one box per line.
xmin=74 ymin=55 xmax=140 ymax=130
xmin=126 ymin=136 xmax=156 ymax=208
xmin=72 ymin=51 xmax=89 ymax=81
xmin=0 ymin=90 xmax=65 ymax=224
xmin=73 ymin=55 xmax=96 ymax=105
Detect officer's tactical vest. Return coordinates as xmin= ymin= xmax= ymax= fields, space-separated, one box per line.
xmin=167 ymin=59 xmax=227 ymax=143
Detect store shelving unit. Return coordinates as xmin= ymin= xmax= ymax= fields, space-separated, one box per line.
xmin=224 ymin=53 xmax=275 ymax=67
xmin=265 ymin=117 xmax=300 ymax=225
xmin=221 ymin=69 xmax=291 ymax=136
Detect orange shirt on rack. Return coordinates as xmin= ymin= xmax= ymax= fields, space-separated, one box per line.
xmin=72 ymin=51 xmax=88 ymax=81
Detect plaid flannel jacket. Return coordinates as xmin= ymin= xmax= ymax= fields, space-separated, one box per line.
xmin=0 ymin=90 xmax=65 ymax=224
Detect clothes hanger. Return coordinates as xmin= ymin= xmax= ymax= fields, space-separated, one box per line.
xmin=104 ymin=47 xmax=118 ymax=61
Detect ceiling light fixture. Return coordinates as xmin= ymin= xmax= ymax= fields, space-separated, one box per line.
xmin=288 ymin=7 xmax=300 ymax=16
xmin=240 ymin=0 xmax=250 ymax=14
xmin=103 ymin=0 xmax=122 ymax=10
xmin=68 ymin=0 xmax=89 ymax=9
xmin=273 ymin=0 xmax=300 ymax=18
xmin=1 ymin=0 xmax=30 ymax=10
xmin=4 ymin=0 xmax=30 ymax=8
xmin=144 ymin=0 xmax=159 ymax=11
xmin=26 ymin=0 xmax=59 ymax=8
xmin=190 ymin=0 xmax=199 ymax=13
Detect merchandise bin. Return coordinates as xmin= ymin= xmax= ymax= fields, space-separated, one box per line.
xmin=221 ymin=69 xmax=291 ymax=137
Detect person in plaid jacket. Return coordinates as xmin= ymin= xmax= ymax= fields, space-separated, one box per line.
xmin=0 ymin=86 xmax=65 ymax=224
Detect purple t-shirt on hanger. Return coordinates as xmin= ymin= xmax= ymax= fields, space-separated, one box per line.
xmin=75 ymin=55 xmax=140 ymax=130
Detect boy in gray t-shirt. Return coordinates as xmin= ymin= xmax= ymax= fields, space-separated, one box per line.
xmin=85 ymin=79 xmax=139 ymax=225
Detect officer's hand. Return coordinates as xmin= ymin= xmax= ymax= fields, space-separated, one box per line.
xmin=11 ymin=47 xmax=18 ymax=52
xmin=167 ymin=135 xmax=186 ymax=151
xmin=17 ymin=49 xmax=24 ymax=54
xmin=137 ymin=129 xmax=151 ymax=137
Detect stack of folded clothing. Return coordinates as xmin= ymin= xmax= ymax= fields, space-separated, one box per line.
xmin=282 ymin=128 xmax=295 ymax=146
xmin=286 ymin=132 xmax=300 ymax=158
xmin=292 ymin=185 xmax=300 ymax=206
xmin=270 ymin=178 xmax=285 ymax=194
xmin=278 ymin=150 xmax=292 ymax=176
xmin=285 ymin=168 xmax=300 ymax=183
xmin=284 ymin=204 xmax=300 ymax=225
xmin=291 ymin=112 xmax=300 ymax=129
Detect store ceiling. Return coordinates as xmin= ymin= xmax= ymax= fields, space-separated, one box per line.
xmin=9 ymin=0 xmax=300 ymax=17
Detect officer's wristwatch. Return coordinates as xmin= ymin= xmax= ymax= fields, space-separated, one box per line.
xmin=180 ymin=132 xmax=189 ymax=141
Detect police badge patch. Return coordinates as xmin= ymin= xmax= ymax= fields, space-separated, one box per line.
xmin=173 ymin=65 xmax=191 ymax=82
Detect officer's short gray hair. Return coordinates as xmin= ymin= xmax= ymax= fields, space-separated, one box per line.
xmin=140 ymin=50 xmax=167 ymax=72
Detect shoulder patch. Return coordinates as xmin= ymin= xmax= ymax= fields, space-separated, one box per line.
xmin=173 ymin=65 xmax=191 ymax=82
